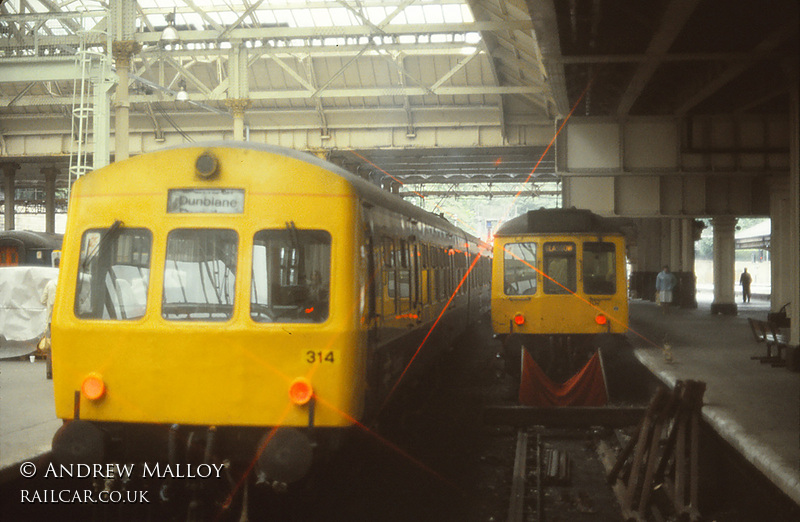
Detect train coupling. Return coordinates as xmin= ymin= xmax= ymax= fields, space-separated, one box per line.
xmin=255 ymin=427 xmax=314 ymax=487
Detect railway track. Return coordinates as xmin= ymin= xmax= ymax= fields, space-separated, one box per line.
xmin=491 ymin=406 xmax=647 ymax=522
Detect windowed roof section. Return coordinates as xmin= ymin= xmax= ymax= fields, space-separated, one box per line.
xmin=1 ymin=0 xmax=480 ymax=51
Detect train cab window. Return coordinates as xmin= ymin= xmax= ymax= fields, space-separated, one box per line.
xmin=503 ymin=242 xmax=537 ymax=295
xmin=583 ymin=242 xmax=616 ymax=295
xmin=75 ymin=224 xmax=152 ymax=320
xmin=250 ymin=229 xmax=331 ymax=323
xmin=162 ymin=229 xmax=238 ymax=321
xmin=543 ymin=242 xmax=577 ymax=295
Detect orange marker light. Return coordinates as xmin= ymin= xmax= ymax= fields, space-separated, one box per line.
xmin=289 ymin=378 xmax=313 ymax=405
xmin=595 ymin=314 xmax=608 ymax=325
xmin=513 ymin=314 xmax=525 ymax=326
xmin=81 ymin=374 xmax=106 ymax=400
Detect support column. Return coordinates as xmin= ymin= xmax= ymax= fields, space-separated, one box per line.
xmin=2 ymin=162 xmax=19 ymax=231
xmin=710 ymin=216 xmax=737 ymax=315
xmin=787 ymin=62 xmax=799 ymax=348
xmin=112 ymin=40 xmax=140 ymax=162
xmin=679 ymin=218 xmax=698 ymax=308
xmin=630 ymin=219 xmax=662 ymax=300
xmin=42 ymin=167 xmax=58 ymax=234
xmin=770 ymin=177 xmax=791 ymax=313
xmin=669 ymin=219 xmax=682 ymax=271
xmin=226 ymin=99 xmax=251 ymax=141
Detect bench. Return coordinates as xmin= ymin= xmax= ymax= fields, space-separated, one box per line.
xmin=747 ymin=318 xmax=789 ymax=367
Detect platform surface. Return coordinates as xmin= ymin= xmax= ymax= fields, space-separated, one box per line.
xmin=0 ymin=358 xmax=60 ymax=475
xmin=628 ymin=292 xmax=799 ymax=507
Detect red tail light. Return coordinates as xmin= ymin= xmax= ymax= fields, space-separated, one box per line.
xmin=81 ymin=374 xmax=106 ymax=401
xmin=595 ymin=314 xmax=608 ymax=325
xmin=513 ymin=314 xmax=525 ymax=326
xmin=289 ymin=378 xmax=313 ymax=405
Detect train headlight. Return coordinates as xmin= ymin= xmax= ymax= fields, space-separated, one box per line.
xmin=513 ymin=313 xmax=525 ymax=326
xmin=594 ymin=314 xmax=608 ymax=325
xmin=195 ymin=151 xmax=220 ymax=179
xmin=81 ymin=373 xmax=106 ymax=401
xmin=288 ymin=378 xmax=313 ymax=405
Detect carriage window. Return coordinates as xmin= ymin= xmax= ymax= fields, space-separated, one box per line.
xmin=75 ymin=224 xmax=152 ymax=320
xmin=583 ymin=242 xmax=616 ymax=295
xmin=162 ymin=229 xmax=238 ymax=321
xmin=250 ymin=229 xmax=331 ymax=323
xmin=543 ymin=242 xmax=576 ymax=295
xmin=503 ymin=242 xmax=537 ymax=295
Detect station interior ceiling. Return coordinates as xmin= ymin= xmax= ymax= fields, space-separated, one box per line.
xmin=0 ymin=0 xmax=798 ymax=202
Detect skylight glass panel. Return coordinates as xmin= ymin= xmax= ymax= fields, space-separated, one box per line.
xmin=181 ymin=13 xmax=204 ymax=31
xmin=404 ymin=5 xmax=425 ymax=24
xmin=293 ymin=9 xmax=314 ymax=27
xmin=422 ymin=5 xmax=445 ymax=24
xmin=311 ymin=9 xmax=333 ymax=27
xmin=218 ymin=12 xmax=239 ymax=25
xmin=329 ymin=8 xmax=353 ymax=26
xmin=442 ymin=5 xmax=463 ymax=23
xmin=461 ymin=5 xmax=476 ymax=23
xmin=136 ymin=0 xmax=161 ymax=9
xmin=275 ymin=11 xmax=295 ymax=27
xmin=260 ymin=11 xmax=279 ymax=25
xmin=365 ymin=6 xmax=389 ymax=25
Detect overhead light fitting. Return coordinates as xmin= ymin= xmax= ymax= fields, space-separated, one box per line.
xmin=160 ymin=10 xmax=179 ymax=45
xmin=176 ymin=80 xmax=188 ymax=102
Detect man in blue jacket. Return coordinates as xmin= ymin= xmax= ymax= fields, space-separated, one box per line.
xmin=656 ymin=265 xmax=678 ymax=314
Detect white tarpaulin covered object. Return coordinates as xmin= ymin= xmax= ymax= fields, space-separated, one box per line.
xmin=0 ymin=266 xmax=59 ymax=347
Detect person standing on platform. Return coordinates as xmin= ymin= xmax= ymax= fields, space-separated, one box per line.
xmin=656 ymin=265 xmax=677 ymax=314
xmin=739 ymin=267 xmax=753 ymax=303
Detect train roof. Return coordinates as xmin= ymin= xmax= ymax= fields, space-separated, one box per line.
xmin=0 ymin=230 xmax=63 ymax=248
xmin=494 ymin=208 xmax=623 ymax=236
xmin=154 ymin=142 xmax=486 ymax=248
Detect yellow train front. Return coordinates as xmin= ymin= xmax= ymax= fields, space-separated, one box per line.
xmin=50 ymin=143 xmax=490 ymax=506
xmin=491 ymin=208 xmax=628 ymax=382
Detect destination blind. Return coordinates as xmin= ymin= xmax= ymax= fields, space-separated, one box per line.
xmin=167 ymin=189 xmax=245 ymax=214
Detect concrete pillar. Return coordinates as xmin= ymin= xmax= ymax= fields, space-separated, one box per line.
xmin=2 ymin=162 xmax=19 ymax=231
xmin=787 ymin=64 xmax=799 ymax=348
xmin=770 ymin=177 xmax=791 ymax=313
xmin=112 ymin=40 xmax=140 ymax=162
xmin=680 ymin=219 xmax=695 ymax=272
xmin=42 ymin=167 xmax=58 ymax=234
xmin=630 ymin=219 xmax=662 ymax=300
xmin=226 ymin=99 xmax=251 ymax=141
xmin=659 ymin=219 xmax=671 ymax=268
xmin=669 ymin=219 xmax=681 ymax=271
xmin=710 ymin=216 xmax=737 ymax=315
xmin=680 ymin=218 xmax=698 ymax=308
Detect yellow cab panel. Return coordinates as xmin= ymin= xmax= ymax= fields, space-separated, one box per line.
xmin=52 ymin=146 xmax=365 ymax=428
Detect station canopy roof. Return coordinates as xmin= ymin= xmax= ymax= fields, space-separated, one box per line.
xmin=0 ymin=0 xmax=557 ymax=188
xmin=0 ymin=0 xmax=796 ymax=191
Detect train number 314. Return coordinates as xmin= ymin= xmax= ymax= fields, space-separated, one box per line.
xmin=305 ymin=351 xmax=337 ymax=364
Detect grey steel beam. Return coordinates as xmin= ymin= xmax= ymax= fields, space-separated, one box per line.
xmin=616 ymin=0 xmax=700 ymax=117
xmin=0 ymin=58 xmax=83 ymax=83
xmin=676 ymin=19 xmax=799 ymax=115
xmin=0 ymin=85 xmax=544 ymax=107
